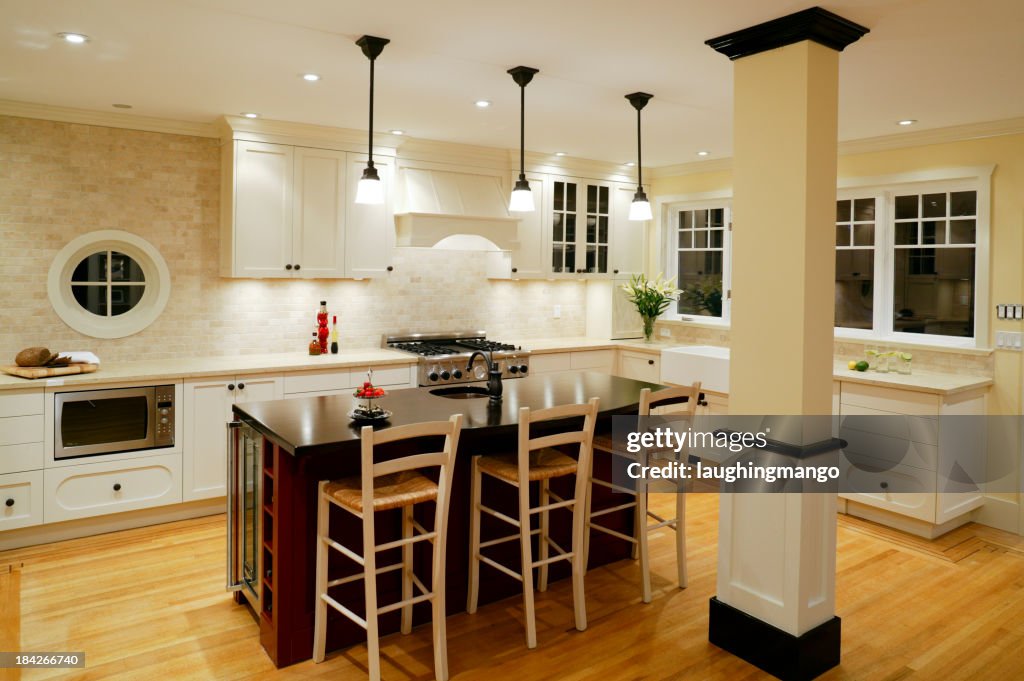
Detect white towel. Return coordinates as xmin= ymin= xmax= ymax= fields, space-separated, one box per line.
xmin=58 ymin=351 xmax=101 ymax=365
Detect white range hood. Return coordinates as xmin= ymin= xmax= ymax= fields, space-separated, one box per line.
xmin=393 ymin=166 xmax=520 ymax=250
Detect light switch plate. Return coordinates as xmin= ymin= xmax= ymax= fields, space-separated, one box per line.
xmin=660 ymin=328 xmax=671 ymax=338
xmin=552 ymin=305 xmax=561 ymax=319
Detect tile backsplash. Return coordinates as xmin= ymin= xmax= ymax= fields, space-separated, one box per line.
xmin=0 ymin=116 xmax=585 ymax=363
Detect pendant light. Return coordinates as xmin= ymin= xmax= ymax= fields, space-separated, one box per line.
xmin=354 ymin=35 xmax=389 ymax=205
xmin=508 ymin=66 xmax=539 ymax=212
xmin=626 ymin=92 xmax=653 ymax=221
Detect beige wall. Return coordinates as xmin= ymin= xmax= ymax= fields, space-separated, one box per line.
xmin=0 ymin=116 xmax=586 ymax=362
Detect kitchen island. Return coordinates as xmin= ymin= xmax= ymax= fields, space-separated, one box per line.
xmin=231 ymin=370 xmax=664 ymax=667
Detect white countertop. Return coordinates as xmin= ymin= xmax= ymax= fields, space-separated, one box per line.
xmin=0 ymin=340 xmax=992 ymax=397
xmin=0 ymin=349 xmax=415 ymax=391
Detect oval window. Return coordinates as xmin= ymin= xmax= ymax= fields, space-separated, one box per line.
xmin=48 ymin=231 xmax=170 ymax=339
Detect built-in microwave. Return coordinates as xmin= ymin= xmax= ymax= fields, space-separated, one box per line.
xmin=54 ymin=385 xmax=175 ymax=460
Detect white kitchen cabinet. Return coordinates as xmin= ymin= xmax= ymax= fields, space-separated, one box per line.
xmin=610 ymin=183 xmax=647 ymax=277
xmin=0 ymin=388 xmax=44 ymax=476
xmin=221 ymin=141 xmax=392 ymax=279
xmin=282 ymin=365 xmax=414 ymax=398
xmin=837 ymin=381 xmax=987 ymax=537
xmin=0 ymin=470 xmax=43 ymax=531
xmin=183 ymin=374 xmax=282 ymax=501
xmin=546 ymin=176 xmax=613 ymax=277
xmin=617 ymin=349 xmax=660 ymax=383
xmin=44 ymin=453 xmax=181 ymax=523
xmin=528 ymin=349 xmax=616 ymax=375
xmin=509 ymin=171 xmax=548 ymax=278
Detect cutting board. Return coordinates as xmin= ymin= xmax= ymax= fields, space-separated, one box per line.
xmin=1 ymin=364 xmax=99 ymax=380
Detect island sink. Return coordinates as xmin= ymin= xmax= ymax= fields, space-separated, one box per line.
xmin=429 ymin=385 xmax=491 ymax=399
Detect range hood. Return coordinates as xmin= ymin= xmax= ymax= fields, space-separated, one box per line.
xmin=394 ymin=167 xmax=520 ymax=250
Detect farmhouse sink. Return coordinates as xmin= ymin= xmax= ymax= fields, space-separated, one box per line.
xmin=660 ymin=345 xmax=730 ymax=393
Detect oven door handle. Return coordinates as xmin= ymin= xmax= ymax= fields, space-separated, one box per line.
xmin=226 ymin=420 xmax=244 ymax=593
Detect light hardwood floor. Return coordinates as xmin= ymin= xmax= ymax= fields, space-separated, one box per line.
xmin=3 ymin=495 xmax=1024 ymax=681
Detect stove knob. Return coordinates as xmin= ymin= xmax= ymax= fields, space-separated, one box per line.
xmin=508 ymin=365 xmax=519 ymax=374
xmin=440 ymin=370 xmax=451 ymax=380
xmin=518 ymin=365 xmax=529 ymax=374
xmin=453 ymin=369 xmax=463 ymax=379
xmin=428 ymin=372 xmax=439 ymax=382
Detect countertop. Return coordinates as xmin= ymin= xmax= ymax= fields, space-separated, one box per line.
xmin=0 ymin=349 xmax=415 ymax=391
xmin=831 ymin=361 xmax=992 ymax=395
xmin=234 ymin=371 xmax=661 ymax=457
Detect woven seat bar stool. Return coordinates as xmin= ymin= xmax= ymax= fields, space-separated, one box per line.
xmin=466 ymin=397 xmax=599 ymax=649
xmin=585 ymin=382 xmax=701 ymax=603
xmin=313 ymin=414 xmax=463 ymax=681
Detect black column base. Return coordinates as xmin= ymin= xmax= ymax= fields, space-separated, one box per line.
xmin=708 ymin=597 xmax=841 ymax=681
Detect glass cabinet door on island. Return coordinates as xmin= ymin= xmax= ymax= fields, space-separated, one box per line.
xmin=550 ymin=179 xmax=611 ymax=276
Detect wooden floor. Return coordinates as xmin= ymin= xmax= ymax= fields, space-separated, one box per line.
xmin=3 ymin=494 xmax=1024 ymax=681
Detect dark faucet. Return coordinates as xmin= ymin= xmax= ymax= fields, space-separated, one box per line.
xmin=467 ymin=350 xmax=503 ymax=403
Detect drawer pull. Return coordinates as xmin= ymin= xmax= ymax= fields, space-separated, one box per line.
xmin=879 ymin=481 xmax=888 ymax=490
xmin=238 ymin=383 xmax=245 ymax=390
xmin=647 ymin=359 xmax=655 ymax=365
xmin=113 ymin=483 xmax=122 ymax=492
xmin=4 ymin=498 xmax=13 ymax=507
xmin=227 ymin=384 xmax=236 ymax=392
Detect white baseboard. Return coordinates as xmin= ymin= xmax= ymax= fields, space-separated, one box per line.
xmin=0 ymin=498 xmax=225 ymax=551
xmin=841 ymin=501 xmax=971 ymax=539
xmin=973 ymin=495 xmax=1020 ymax=535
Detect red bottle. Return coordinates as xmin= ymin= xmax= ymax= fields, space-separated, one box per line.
xmin=316 ymin=301 xmax=329 ymax=355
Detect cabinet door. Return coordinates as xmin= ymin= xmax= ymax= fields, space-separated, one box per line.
xmin=233 ymin=141 xmax=294 ymax=278
xmin=183 ymin=378 xmax=236 ymax=501
xmin=611 ymin=183 xmax=646 ymax=276
xmin=580 ymin=181 xmax=612 ymax=276
xmin=235 ymin=375 xmax=284 ymax=404
xmin=618 ymin=350 xmax=660 ymax=383
xmin=510 ymin=172 xmax=547 ymax=278
xmin=346 ymin=155 xmax=394 ymax=278
xmin=293 ymin=147 xmax=347 ymax=278
xmin=549 ymin=178 xmax=612 ymax=277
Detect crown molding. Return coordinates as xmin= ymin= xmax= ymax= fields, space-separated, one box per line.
xmin=524 ymin=151 xmax=638 ymax=183
xmin=395 ymin=137 xmax=510 ymax=170
xmin=650 ymin=157 xmax=733 ymax=179
xmin=0 ymin=99 xmax=218 ymax=138
xmin=218 ymin=115 xmax=398 ymax=156
xmin=706 ymin=6 xmax=869 ymax=60
xmin=835 ymin=117 xmax=1024 ymax=156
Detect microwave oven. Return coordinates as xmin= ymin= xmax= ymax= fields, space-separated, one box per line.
xmin=54 ymin=385 xmax=175 ymax=460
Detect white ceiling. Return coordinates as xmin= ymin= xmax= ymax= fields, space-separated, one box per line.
xmin=1 ymin=0 xmax=1022 ymax=166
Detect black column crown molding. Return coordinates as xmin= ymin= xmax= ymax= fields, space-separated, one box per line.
xmin=705 ymin=6 xmax=868 ymax=61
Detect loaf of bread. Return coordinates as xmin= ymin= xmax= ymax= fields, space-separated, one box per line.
xmin=15 ymin=347 xmax=59 ymax=367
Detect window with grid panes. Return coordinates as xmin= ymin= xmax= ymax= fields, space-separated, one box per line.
xmin=834 ymin=197 xmax=877 ymax=330
xmin=675 ymin=206 xmax=728 ymax=318
xmin=551 ymin=180 xmax=576 ymax=274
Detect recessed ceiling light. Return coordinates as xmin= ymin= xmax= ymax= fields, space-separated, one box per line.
xmin=555 ymin=151 xmax=567 ymax=157
xmin=897 ymin=119 xmax=917 ymax=126
xmin=112 ymin=103 xmax=132 ymax=109
xmin=389 ymin=129 xmax=405 ymax=136
xmin=242 ymin=112 xmax=259 ymax=119
xmin=696 ymin=150 xmax=710 ymax=157
xmin=57 ymin=32 xmax=88 ymax=44
xmin=625 ymin=161 xmax=636 ymax=167
xmin=302 ymin=73 xmax=320 ymax=82
xmin=475 ymin=100 xmax=491 ymax=108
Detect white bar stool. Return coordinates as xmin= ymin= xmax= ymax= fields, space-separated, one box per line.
xmin=585 ymin=382 xmax=701 ymax=603
xmin=313 ymin=414 xmax=463 ymax=681
xmin=466 ymin=397 xmax=599 ymax=649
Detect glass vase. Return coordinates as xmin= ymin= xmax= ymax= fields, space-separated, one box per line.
xmin=642 ymin=315 xmax=656 ymax=343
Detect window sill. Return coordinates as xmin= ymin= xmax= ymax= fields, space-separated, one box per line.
xmin=658 ymin=317 xmax=731 ymax=331
xmin=834 ymin=331 xmax=992 ymax=356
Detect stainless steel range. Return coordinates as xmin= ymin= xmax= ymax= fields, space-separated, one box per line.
xmin=384 ymin=331 xmax=530 ymax=386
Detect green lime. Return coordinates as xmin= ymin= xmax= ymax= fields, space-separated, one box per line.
xmin=855 ymin=361 xmax=869 ymax=372
xmin=900 ymin=352 xmax=913 ymax=361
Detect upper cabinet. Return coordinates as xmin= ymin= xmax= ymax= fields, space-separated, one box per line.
xmin=504 ymin=174 xmax=645 ymax=280
xmin=220 ymin=140 xmax=393 ymax=279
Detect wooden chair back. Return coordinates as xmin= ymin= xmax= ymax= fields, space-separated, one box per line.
xmin=640 ymin=381 xmax=702 ymax=417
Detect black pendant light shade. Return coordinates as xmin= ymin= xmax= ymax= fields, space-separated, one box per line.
xmin=355 ymin=35 xmax=389 ymax=204
xmin=626 ymin=92 xmax=653 ymax=221
xmin=508 ymin=65 xmax=539 ymax=212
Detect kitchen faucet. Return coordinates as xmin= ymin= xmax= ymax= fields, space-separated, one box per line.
xmin=467 ymin=350 xmax=503 ymax=403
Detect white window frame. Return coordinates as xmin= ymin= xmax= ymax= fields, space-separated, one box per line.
xmin=655 ymin=191 xmax=733 ymax=326
xmin=835 ymin=166 xmax=993 ymax=349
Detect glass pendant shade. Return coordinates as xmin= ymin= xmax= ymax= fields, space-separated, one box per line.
xmin=509 ymin=177 xmax=535 ymax=212
xmin=628 ymin=191 xmax=653 ymax=221
xmin=354 ymin=166 xmax=383 ymax=205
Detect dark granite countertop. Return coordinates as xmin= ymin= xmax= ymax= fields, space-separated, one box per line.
xmin=233 ymin=371 xmax=663 ymax=457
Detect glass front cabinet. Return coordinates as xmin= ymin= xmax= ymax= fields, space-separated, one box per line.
xmin=505 ymin=173 xmax=646 ymax=280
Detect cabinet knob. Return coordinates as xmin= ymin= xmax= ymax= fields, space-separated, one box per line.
xmin=386 ymin=265 xmax=394 ymax=272
xmin=613 ymin=269 xmax=619 ymax=274
xmin=228 ymin=383 xmax=236 ymax=391
xmin=238 ymin=383 xmax=245 ymax=390
xmin=648 ymin=359 xmax=655 ymax=365
xmin=4 ymin=498 xmax=13 ymax=507
xmin=113 ymin=483 xmax=122 ymax=492
xmin=294 ymin=264 xmax=301 ymax=271
xmin=511 ymin=267 xmax=518 ymax=273
xmin=285 ymin=264 xmax=293 ymax=270
xmin=879 ymin=481 xmax=889 ymax=490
